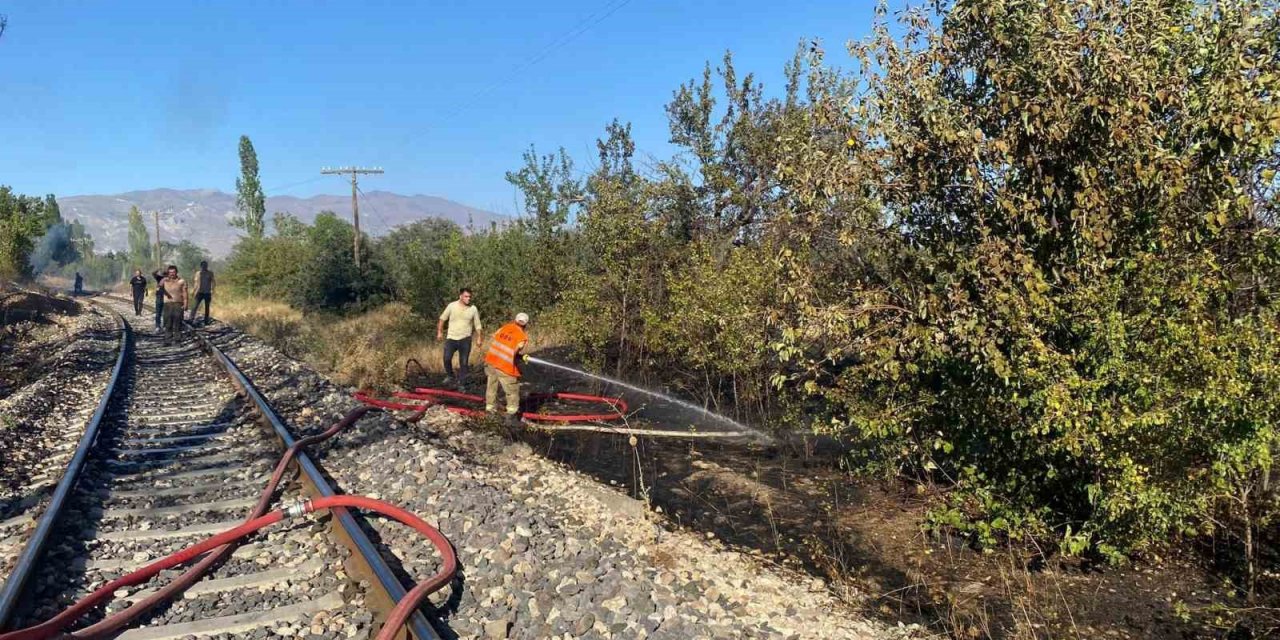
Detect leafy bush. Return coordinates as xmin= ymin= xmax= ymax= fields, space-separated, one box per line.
xmin=223 ymin=211 xmax=388 ymax=311
xmin=771 ymin=0 xmax=1280 ymax=565
xmin=1 ymin=188 xmax=61 ymax=282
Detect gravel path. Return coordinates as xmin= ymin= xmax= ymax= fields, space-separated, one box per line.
xmin=207 ymin=324 xmax=913 ymax=639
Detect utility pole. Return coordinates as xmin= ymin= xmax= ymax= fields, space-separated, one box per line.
xmin=153 ymin=211 xmax=161 ymax=266
xmin=320 ymin=166 xmax=383 ymax=268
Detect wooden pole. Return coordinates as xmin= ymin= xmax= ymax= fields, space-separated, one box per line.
xmin=320 ymin=166 xmax=383 ymax=270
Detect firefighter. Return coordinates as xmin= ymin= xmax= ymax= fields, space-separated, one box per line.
xmin=484 ymin=312 xmax=529 ymax=425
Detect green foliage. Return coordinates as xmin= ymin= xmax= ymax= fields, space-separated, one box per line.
xmin=224 ymin=211 xmax=386 ymax=311
xmin=223 ymin=235 xmax=308 ymax=302
xmin=39 ymin=195 xmax=61 ymax=229
xmin=170 ymin=240 xmax=208 ymax=276
xmin=298 ymin=212 xmax=388 ymax=309
xmin=0 ymin=187 xmax=61 ymax=281
xmin=505 ymin=146 xmax=583 ymax=307
xmin=126 ymin=206 xmax=151 ymax=265
xmin=374 ymin=218 xmax=461 ymax=317
xmin=233 ymin=135 xmax=266 ymax=239
xmin=770 ymin=0 xmax=1280 ymax=561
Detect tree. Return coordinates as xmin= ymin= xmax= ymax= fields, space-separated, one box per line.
xmin=172 ymin=240 xmax=208 ymax=276
xmin=505 ymin=146 xmax=582 ymax=307
xmin=233 ymin=135 xmax=266 ymax=239
xmin=0 ymin=187 xmax=54 ymax=281
xmin=271 ymin=212 xmax=306 ymax=238
xmin=127 ymin=206 xmax=151 ymax=266
xmin=771 ymin=0 xmax=1280 ymax=565
xmin=39 ymin=195 xmax=61 ymax=228
xmin=375 ymin=219 xmax=463 ymax=317
xmin=68 ymin=220 xmax=94 ymax=258
xmin=295 ymin=212 xmax=387 ymax=310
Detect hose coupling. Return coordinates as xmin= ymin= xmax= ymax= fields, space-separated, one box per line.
xmin=284 ymin=500 xmax=311 ymax=519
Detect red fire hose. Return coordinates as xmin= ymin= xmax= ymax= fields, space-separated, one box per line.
xmin=0 ymin=496 xmax=454 ymax=640
xmin=354 ymin=387 xmax=628 ymax=423
xmin=0 ymin=407 xmax=457 ymax=640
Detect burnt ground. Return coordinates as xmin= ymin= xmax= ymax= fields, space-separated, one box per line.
xmin=0 ymin=289 xmax=82 ymax=398
xmin=405 ymin=357 xmax=1279 ymax=640
xmin=0 ymin=291 xmax=117 ymax=526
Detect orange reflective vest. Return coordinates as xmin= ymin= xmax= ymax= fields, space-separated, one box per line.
xmin=485 ymin=322 xmax=528 ymax=378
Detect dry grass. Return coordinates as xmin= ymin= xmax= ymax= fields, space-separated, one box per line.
xmin=216 ymin=296 xmax=574 ymax=391
xmin=216 ymin=297 xmax=310 ymax=357
xmin=316 ymin=303 xmax=454 ymax=389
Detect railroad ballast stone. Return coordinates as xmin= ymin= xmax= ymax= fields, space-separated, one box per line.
xmin=0 ymin=301 xmax=118 ymax=584
xmin=207 ymin=324 xmax=916 ymax=639
xmin=5 ymin=298 xmax=373 ymax=639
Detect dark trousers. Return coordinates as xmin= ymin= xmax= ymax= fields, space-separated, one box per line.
xmin=154 ymin=296 xmax=164 ymax=329
xmin=190 ymin=293 xmax=212 ymax=323
xmin=443 ymin=337 xmax=472 ymax=384
xmin=163 ymin=304 xmax=184 ymax=342
xmin=131 ymin=289 xmax=145 ymax=315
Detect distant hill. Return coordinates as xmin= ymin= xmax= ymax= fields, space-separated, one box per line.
xmin=57 ymin=189 xmax=507 ymax=258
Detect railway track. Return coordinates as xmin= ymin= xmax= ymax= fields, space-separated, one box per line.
xmin=0 ymin=296 xmax=448 ymax=639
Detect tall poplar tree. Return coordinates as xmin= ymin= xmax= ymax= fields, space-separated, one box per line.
xmin=233 ymin=135 xmax=266 ymax=239
xmin=126 ymin=206 xmax=150 ymax=266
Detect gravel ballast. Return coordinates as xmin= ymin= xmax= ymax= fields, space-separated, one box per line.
xmin=0 ymin=301 xmax=119 ymax=583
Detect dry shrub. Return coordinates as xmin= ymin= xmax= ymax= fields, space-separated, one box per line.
xmin=317 ymin=302 xmax=448 ymax=389
xmin=216 ymin=297 xmax=310 ymax=357
xmin=219 ymin=295 xmax=572 ymax=391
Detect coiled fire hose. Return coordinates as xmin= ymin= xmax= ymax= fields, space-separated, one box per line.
xmin=0 ymin=406 xmax=457 ymax=640
xmin=354 ymin=387 xmax=630 ymax=423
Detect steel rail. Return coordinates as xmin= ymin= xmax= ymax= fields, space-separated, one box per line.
xmin=193 ymin=327 xmax=445 ymax=640
xmin=0 ymin=299 xmax=130 ymax=630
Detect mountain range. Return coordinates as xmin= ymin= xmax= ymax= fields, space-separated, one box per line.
xmin=57 ymin=189 xmax=507 ymax=258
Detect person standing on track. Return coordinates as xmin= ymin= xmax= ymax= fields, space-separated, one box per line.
xmin=152 ymin=268 xmax=166 ymax=330
xmin=188 ymin=260 xmax=215 ymax=326
xmin=484 ymin=312 xmax=529 ymax=426
xmin=129 ymin=269 xmax=147 ymax=316
xmin=436 ymin=288 xmax=482 ymax=390
xmin=159 ymin=265 xmax=187 ymax=346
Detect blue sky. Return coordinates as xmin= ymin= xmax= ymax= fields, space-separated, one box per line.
xmin=0 ymin=1 xmax=882 ymax=215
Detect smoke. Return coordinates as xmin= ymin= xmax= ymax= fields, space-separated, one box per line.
xmin=29 ymin=223 xmax=77 ymax=274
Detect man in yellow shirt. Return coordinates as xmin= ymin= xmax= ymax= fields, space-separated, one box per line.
xmin=436 ymin=288 xmax=482 ymax=389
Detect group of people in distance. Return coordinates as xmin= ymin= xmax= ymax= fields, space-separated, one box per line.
xmin=437 ymin=287 xmax=531 ymax=425
xmin=128 ymin=262 xmax=215 ymax=346
xmin=116 ymin=274 xmax=526 ymax=417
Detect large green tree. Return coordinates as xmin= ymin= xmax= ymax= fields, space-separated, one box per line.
xmin=505 ymin=146 xmax=582 ymax=308
xmin=771 ymin=0 xmax=1280 ymax=568
xmin=126 ymin=206 xmax=151 ymax=266
xmin=233 ymin=135 xmax=266 ymax=239
xmin=0 ymin=187 xmax=58 ymax=281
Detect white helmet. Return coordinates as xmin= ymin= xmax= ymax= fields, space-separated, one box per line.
xmin=515 ymin=312 xmax=529 ymax=325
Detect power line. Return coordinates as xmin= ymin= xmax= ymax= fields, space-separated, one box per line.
xmin=420 ymin=0 xmax=635 ymax=137
xmin=355 ymin=184 xmax=394 ymax=235
xmin=263 ymin=175 xmax=326 ymax=194
xmin=264 ymin=0 xmax=635 ymax=218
